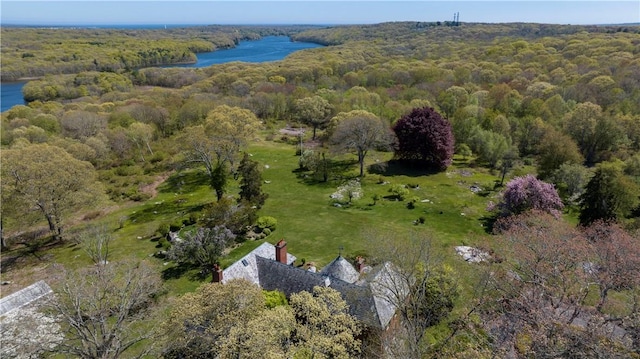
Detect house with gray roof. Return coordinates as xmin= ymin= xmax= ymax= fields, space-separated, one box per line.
xmin=217 ymin=239 xmax=407 ymax=332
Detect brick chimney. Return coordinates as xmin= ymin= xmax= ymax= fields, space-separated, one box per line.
xmin=275 ymin=239 xmax=287 ymax=264
xmin=212 ymin=264 xmax=223 ymax=283
xmin=355 ymin=256 xmax=365 ymax=273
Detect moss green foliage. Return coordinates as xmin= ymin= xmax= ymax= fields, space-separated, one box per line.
xmin=256 ymin=216 xmax=277 ymax=232
xmin=0 ymin=25 xmax=322 ymax=81
xmin=263 ymin=289 xmax=288 ymax=308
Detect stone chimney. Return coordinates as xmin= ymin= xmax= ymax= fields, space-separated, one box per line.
xmin=275 ymin=239 xmax=287 ymax=264
xmin=212 ymin=264 xmax=223 ymax=283
xmin=355 ymin=256 xmax=366 ymax=273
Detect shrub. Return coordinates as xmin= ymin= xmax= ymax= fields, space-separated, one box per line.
xmin=407 ymin=196 xmax=420 ymax=209
xmin=82 ymin=210 xmax=102 ymax=221
xmin=128 ymin=191 xmax=151 ymax=202
xmin=256 ymin=216 xmax=277 ymax=231
xmin=157 ymin=223 xmax=170 ymax=237
xmin=263 ymin=228 xmax=272 ymax=236
xmin=182 ymin=213 xmax=199 ymax=226
xmin=389 ymin=184 xmax=409 ymax=201
xmin=169 ymin=222 xmax=182 ymax=232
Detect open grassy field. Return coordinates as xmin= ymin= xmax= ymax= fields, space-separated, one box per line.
xmin=2 ymin=134 xmax=509 ymax=297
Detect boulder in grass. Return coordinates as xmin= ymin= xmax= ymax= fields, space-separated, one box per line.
xmin=455 ymin=246 xmax=490 ymax=263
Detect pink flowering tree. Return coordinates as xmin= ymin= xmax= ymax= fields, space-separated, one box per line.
xmin=495 ymin=174 xmax=564 ymax=218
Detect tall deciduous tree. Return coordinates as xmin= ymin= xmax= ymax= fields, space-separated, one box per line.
xmin=468 ymin=126 xmax=510 ymax=169
xmin=294 ymin=95 xmax=333 ymax=140
xmin=167 ymin=226 xmax=235 ymax=282
xmin=579 ymin=161 xmax=639 ymax=225
xmin=1 ymin=143 xmax=106 ymax=241
xmin=564 ymin=102 xmax=622 ymax=165
xmin=536 ymin=127 xmax=584 ymax=180
xmin=126 ymin=122 xmax=155 ymax=163
xmin=392 ymin=107 xmax=454 ymax=170
xmin=329 ymin=110 xmax=395 ymax=176
xmin=163 ymin=281 xmax=362 ymax=359
xmin=289 ymin=286 xmax=362 ymax=358
xmin=437 ymin=85 xmax=469 ymax=118
xmin=488 ymin=211 xmax=637 ymax=357
xmin=581 ymin=221 xmax=640 ymax=311
xmin=162 ymin=279 xmax=266 ymax=358
xmin=488 ymin=211 xmax=604 ymax=358
xmin=205 ymin=105 xmax=261 ymax=171
xmin=551 ymin=163 xmax=593 ymax=203
xmin=180 ymin=105 xmax=260 ymax=200
xmin=48 ymin=260 xmax=162 ymax=359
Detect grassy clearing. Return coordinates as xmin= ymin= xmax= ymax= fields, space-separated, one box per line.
xmin=3 ymin=137 xmax=507 ymax=298
xmin=253 ymin=141 xmax=498 ymax=263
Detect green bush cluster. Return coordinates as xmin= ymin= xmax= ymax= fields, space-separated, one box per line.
xmin=389 ymin=184 xmax=409 ymax=201
xmin=256 ymin=216 xmax=277 ymax=232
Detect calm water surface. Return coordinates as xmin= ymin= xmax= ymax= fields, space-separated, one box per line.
xmin=0 ymin=36 xmax=323 ymax=112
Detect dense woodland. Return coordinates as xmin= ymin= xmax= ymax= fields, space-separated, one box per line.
xmin=2 ymin=22 xmax=640 ymax=358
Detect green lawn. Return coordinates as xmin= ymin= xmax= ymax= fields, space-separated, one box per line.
xmin=34 ymin=137 xmax=505 ymax=297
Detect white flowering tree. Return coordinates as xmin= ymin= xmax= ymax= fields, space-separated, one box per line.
xmin=330 ymin=180 xmax=363 ymax=204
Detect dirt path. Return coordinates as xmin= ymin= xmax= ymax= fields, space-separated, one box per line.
xmin=139 ymin=172 xmax=172 ymax=198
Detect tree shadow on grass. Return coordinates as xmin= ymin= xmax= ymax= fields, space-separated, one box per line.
xmin=479 ymin=214 xmax=498 ymax=234
xmin=294 ymin=159 xmax=359 ymax=186
xmin=368 ymin=160 xmax=442 ymax=177
xmin=161 ymin=262 xmax=200 ymax=281
xmin=159 ymin=170 xmax=209 ymax=194
xmin=0 ymin=234 xmax=59 ymax=273
xmin=128 ymin=203 xmax=206 ymax=224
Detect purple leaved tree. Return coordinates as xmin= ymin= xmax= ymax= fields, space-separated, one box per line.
xmin=392 ymin=107 xmax=454 ymax=170
xmin=497 ymin=174 xmax=564 ymax=218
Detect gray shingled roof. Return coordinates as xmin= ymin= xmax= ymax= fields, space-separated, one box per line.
xmin=222 ymin=242 xmax=296 ymax=285
xmin=364 ymin=262 xmax=407 ymax=329
xmin=319 ymin=256 xmax=361 ymax=284
xmin=256 ymin=256 xmax=401 ymax=329
xmin=0 ymin=281 xmax=52 ymax=316
xmin=222 ymin=242 xmax=404 ymax=330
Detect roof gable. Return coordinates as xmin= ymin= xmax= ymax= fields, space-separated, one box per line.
xmin=222 ymin=242 xmax=296 ymax=285
xmin=319 ymin=256 xmax=360 ymax=284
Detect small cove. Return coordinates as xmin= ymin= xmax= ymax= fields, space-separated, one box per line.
xmin=0 ymin=36 xmax=323 ymax=112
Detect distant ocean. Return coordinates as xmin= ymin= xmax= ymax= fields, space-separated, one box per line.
xmin=1 ymin=24 xmax=209 ymax=29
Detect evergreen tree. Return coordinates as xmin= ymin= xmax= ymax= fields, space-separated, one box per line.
xmin=238 ymin=152 xmax=268 ymax=208
xmin=579 ymin=161 xmax=639 ymax=225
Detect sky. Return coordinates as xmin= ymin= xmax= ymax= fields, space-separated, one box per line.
xmin=1 ymin=1 xmax=639 ymax=26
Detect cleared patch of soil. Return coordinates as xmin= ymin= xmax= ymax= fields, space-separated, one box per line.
xmin=139 ymin=172 xmax=172 ymax=198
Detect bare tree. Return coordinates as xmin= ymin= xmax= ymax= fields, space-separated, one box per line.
xmin=365 ymin=230 xmax=461 ymax=358
xmin=167 ymin=226 xmax=235 ymax=282
xmin=82 ymin=225 xmax=112 ymax=266
xmin=330 ymin=110 xmax=396 ymax=177
xmin=46 ymin=260 xmax=162 ymax=359
xmin=486 ymin=211 xmax=636 ymax=358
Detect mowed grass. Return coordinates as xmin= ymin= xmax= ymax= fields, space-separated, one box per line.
xmin=15 ymin=137 xmax=504 ymax=297
xmin=251 ymin=141 xmax=498 ymax=267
